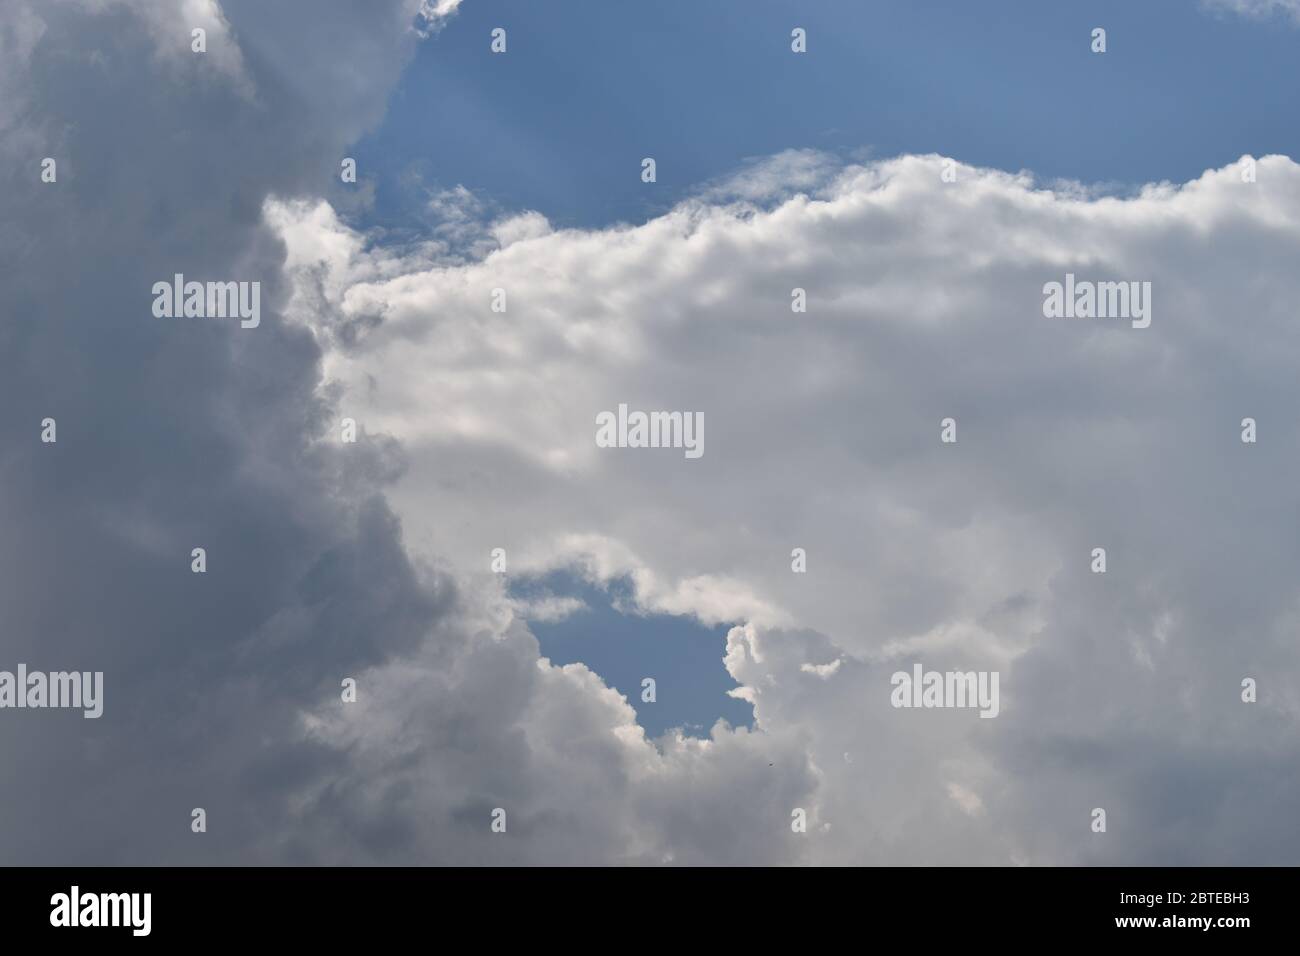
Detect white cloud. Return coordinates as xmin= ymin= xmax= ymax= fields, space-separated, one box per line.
xmin=1206 ymin=0 xmax=1300 ymax=20
xmin=271 ymin=150 xmax=1300 ymax=862
xmin=274 ymin=151 xmax=1300 ymax=649
xmin=415 ymin=0 xmax=463 ymax=35
xmin=509 ymin=592 xmax=587 ymax=623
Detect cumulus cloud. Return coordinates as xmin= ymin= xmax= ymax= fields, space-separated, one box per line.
xmin=273 ymin=150 xmax=1300 ymax=863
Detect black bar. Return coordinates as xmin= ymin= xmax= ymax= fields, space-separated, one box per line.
xmin=0 ymin=866 xmax=1288 ymax=942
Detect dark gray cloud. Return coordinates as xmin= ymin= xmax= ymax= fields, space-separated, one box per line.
xmin=0 ymin=0 xmax=457 ymax=864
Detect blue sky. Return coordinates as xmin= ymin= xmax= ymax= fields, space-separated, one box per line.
xmin=355 ymin=0 xmax=1300 ymax=232
xmin=512 ymin=572 xmax=753 ymax=737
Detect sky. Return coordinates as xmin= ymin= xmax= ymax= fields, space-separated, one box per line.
xmin=2 ymin=0 xmax=1300 ymax=866
xmin=512 ymin=572 xmax=753 ymax=737
xmin=355 ymin=0 xmax=1300 ymax=230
